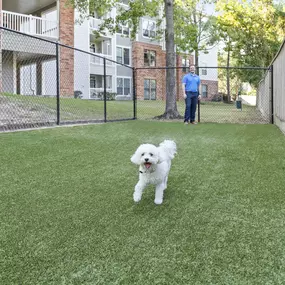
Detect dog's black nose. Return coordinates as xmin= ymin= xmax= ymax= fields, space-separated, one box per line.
xmin=145 ymin=158 xmax=149 ymax=162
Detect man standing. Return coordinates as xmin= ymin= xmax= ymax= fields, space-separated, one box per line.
xmin=182 ymin=64 xmax=201 ymax=124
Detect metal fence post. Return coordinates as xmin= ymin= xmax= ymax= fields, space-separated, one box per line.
xmin=132 ymin=67 xmax=137 ymax=120
xmin=198 ymin=100 xmax=201 ymax=123
xmin=103 ymin=57 xmax=107 ymax=123
xmin=56 ymin=42 xmax=60 ymax=125
xmin=197 ymin=66 xmax=200 ymax=123
xmin=270 ymin=64 xmax=274 ymax=124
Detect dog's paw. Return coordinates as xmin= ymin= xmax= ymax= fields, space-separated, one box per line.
xmin=133 ymin=193 xmax=142 ymax=203
xmin=154 ymin=198 xmax=163 ymax=205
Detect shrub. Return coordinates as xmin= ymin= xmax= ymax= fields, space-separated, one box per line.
xmin=211 ymin=93 xmax=223 ymax=102
xmin=90 ymin=92 xmax=116 ymax=100
xmin=74 ymin=90 xmax=83 ymax=99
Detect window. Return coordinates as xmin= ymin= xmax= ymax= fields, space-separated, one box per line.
xmin=144 ymin=50 xmax=156 ymax=67
xmin=117 ymin=78 xmax=123 ymax=94
xmin=116 ymin=47 xmax=122 ymax=63
xmin=117 ymin=24 xmax=130 ymax=37
xmin=201 ymin=62 xmax=207 ymax=75
xmin=202 ymin=68 xmax=207 ymax=75
xmin=90 ymin=75 xmax=112 ymax=89
xmin=144 ymin=79 xmax=156 ymax=100
xmin=202 ymin=84 xmax=208 ymax=98
xmin=90 ymin=9 xmax=111 ymax=19
xmin=117 ymin=78 xmax=131 ymax=95
xmin=90 ymin=44 xmax=96 ymax=53
xmin=142 ymin=19 xmax=156 ymax=38
xmin=124 ymin=78 xmax=130 ymax=95
xmin=90 ymin=42 xmax=102 ymax=54
xmin=90 ymin=75 xmax=97 ymax=88
xmin=91 ymin=10 xmax=102 ymax=19
xmin=116 ymin=47 xmax=130 ymax=65
xmin=182 ymin=58 xmax=190 ymax=73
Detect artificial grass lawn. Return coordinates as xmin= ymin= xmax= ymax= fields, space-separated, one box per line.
xmin=2 ymin=93 xmax=265 ymax=124
xmin=1 ymin=121 xmax=285 ymax=284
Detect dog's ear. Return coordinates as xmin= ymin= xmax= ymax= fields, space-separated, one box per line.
xmin=131 ymin=149 xmax=141 ymax=165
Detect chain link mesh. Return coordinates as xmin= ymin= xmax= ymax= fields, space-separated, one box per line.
xmin=0 ymin=28 xmax=135 ymax=131
xmin=0 ymin=28 xmax=57 ymax=131
xmin=0 ymin=28 xmax=272 ymax=132
xmin=135 ymin=66 xmax=271 ymax=124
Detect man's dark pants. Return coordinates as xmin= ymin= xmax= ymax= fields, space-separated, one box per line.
xmin=184 ymin=91 xmax=198 ymax=123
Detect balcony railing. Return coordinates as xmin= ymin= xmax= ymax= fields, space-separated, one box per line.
xmin=2 ymin=10 xmax=58 ymax=39
xmin=90 ymin=87 xmax=113 ymax=93
xmin=89 ymin=17 xmax=102 ymax=31
xmin=89 ymin=15 xmax=112 ymax=36
xmin=90 ymin=53 xmax=113 ymax=66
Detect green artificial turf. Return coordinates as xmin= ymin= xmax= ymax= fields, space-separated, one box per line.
xmin=1 ymin=121 xmax=285 ymax=284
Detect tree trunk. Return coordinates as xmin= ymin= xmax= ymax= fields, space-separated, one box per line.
xmin=226 ymin=47 xmax=230 ymax=103
xmin=156 ymin=0 xmax=182 ymax=119
xmin=195 ymin=50 xmax=199 ymax=75
xmin=193 ymin=10 xmax=199 ymax=76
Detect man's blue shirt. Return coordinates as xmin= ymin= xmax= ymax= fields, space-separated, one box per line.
xmin=182 ymin=73 xmax=200 ymax=92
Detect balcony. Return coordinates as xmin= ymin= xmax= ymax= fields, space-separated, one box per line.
xmin=89 ymin=17 xmax=102 ymax=31
xmin=2 ymin=10 xmax=58 ymax=39
xmin=89 ymin=12 xmax=112 ymax=37
xmin=90 ymin=53 xmax=113 ymax=66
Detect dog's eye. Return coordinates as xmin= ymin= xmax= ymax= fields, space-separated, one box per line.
xmin=141 ymin=153 xmax=145 ymax=156
xmin=149 ymin=153 xmax=153 ymax=156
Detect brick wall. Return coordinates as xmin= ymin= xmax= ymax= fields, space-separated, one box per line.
xmin=59 ymin=0 xmax=74 ymax=96
xmin=133 ymin=41 xmax=194 ymax=101
xmin=200 ymin=79 xmax=218 ymax=101
xmin=133 ymin=42 xmax=166 ymax=100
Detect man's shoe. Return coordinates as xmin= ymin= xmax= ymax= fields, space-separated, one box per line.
xmin=190 ymin=121 xmax=197 ymax=125
xmin=184 ymin=121 xmax=189 ymax=125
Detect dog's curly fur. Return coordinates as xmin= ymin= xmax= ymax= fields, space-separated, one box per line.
xmin=131 ymin=140 xmax=177 ymax=205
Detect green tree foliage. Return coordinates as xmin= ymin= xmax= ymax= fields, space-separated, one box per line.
xmin=216 ymin=0 xmax=285 ymax=87
xmin=68 ymin=0 xmax=182 ymax=118
xmin=174 ymin=0 xmax=218 ymax=73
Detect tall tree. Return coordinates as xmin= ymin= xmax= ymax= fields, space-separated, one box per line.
xmin=214 ymin=19 xmax=237 ymax=101
xmin=174 ymin=0 xmax=218 ymax=74
xmin=161 ymin=0 xmax=180 ymax=119
xmin=216 ymin=0 xmax=285 ymax=86
xmin=218 ymin=51 xmax=242 ymax=101
xmin=69 ymin=0 xmax=181 ymax=119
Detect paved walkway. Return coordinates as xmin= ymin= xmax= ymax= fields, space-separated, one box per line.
xmin=240 ymin=95 xmax=256 ymax=106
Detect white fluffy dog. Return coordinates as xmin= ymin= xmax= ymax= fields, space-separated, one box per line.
xmin=131 ymin=140 xmax=177 ymax=205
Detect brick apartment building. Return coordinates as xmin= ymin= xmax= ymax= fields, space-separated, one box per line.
xmin=133 ymin=41 xmax=218 ymax=101
xmin=0 ymin=0 xmax=76 ymax=97
xmin=0 ymin=0 xmax=218 ymax=101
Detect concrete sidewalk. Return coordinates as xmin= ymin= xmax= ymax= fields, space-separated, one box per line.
xmin=240 ymin=95 xmax=256 ymax=106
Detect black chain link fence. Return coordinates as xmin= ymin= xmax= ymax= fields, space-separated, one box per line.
xmin=0 ymin=28 xmax=58 ymax=131
xmin=0 ymin=27 xmax=272 ymax=132
xmin=0 ymin=28 xmax=135 ymax=132
xmin=135 ymin=66 xmax=271 ymax=124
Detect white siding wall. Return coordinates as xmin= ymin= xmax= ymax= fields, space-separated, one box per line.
xmin=74 ymin=10 xmax=90 ymax=99
xmin=42 ymin=60 xmax=57 ymax=96
xmin=198 ymin=45 xmax=218 ymax=81
xmin=20 ymin=64 xmax=37 ymax=95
